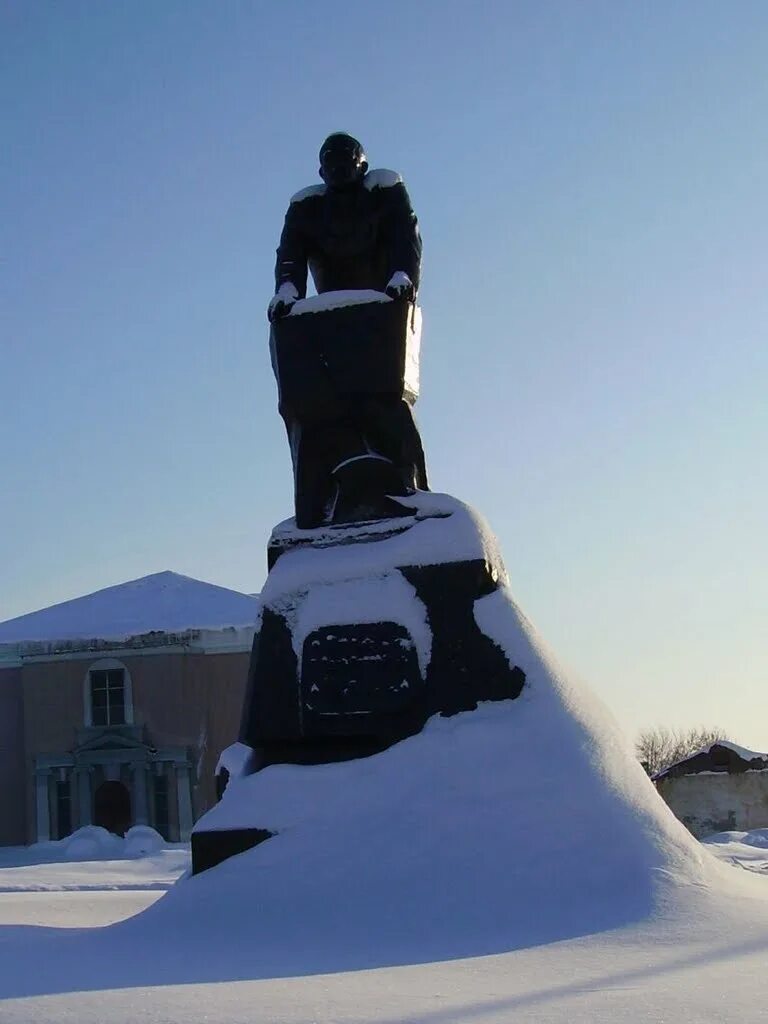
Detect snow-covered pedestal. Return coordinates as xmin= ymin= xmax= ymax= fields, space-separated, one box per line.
xmin=192 ymin=494 xmax=526 ymax=873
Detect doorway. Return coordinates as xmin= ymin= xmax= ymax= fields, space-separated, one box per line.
xmin=93 ymin=780 xmax=131 ymax=836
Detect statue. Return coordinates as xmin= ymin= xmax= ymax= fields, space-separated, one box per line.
xmin=267 ymin=133 xmax=429 ymax=529
xmin=191 ymin=135 xmax=528 ymax=875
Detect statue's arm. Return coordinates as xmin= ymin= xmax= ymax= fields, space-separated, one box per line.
xmin=386 ymin=182 xmax=422 ymax=294
xmin=274 ymin=203 xmax=309 ymax=299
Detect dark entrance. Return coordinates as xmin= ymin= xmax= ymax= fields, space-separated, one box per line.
xmin=94 ymin=780 xmax=132 ymax=836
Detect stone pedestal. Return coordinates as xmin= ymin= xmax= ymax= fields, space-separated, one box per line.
xmin=193 ymin=493 xmax=527 ymax=875
xmin=240 ymin=493 xmax=525 ymax=767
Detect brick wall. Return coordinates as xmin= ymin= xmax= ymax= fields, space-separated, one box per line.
xmin=0 ymin=667 xmax=25 ymax=845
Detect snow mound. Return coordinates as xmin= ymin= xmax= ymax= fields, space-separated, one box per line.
xmin=0 ymin=581 xmax=765 ymax=1004
xmin=63 ymin=826 xmax=124 ymax=861
xmin=123 ymin=826 xmax=166 ymax=858
xmin=125 ymin=585 xmax=720 ymax=976
xmin=702 ymin=828 xmax=768 ymax=874
xmin=59 ymin=825 xmax=167 ymax=861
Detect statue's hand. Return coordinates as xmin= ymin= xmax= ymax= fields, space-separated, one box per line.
xmin=385 ymin=272 xmax=415 ymax=303
xmin=267 ymin=283 xmax=299 ymax=323
xmin=267 ymin=297 xmax=294 ymax=322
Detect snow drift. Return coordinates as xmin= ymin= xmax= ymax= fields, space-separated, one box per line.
xmin=0 ymin=581 xmax=759 ymax=999
xmin=121 ymin=583 xmax=711 ymax=974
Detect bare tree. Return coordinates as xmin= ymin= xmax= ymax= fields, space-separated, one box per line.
xmin=636 ymin=725 xmax=729 ymax=777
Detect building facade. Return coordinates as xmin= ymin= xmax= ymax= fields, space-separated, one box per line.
xmin=0 ymin=572 xmax=257 ymax=845
xmin=655 ymin=741 xmax=768 ymax=838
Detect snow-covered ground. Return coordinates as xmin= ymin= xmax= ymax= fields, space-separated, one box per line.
xmin=0 ymin=830 xmax=190 ymax=894
xmin=0 ymin=585 xmax=766 ymax=1023
xmin=702 ymin=828 xmax=768 ymax=875
xmin=1 ymin=829 xmax=761 ymax=896
xmin=0 ymin=822 xmax=765 ymax=1023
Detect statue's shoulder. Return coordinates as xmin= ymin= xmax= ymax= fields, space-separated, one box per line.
xmin=363 ymin=169 xmax=403 ymax=190
xmin=289 ymin=183 xmax=326 ymax=205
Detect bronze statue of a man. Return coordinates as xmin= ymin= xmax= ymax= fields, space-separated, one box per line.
xmin=268 ymin=134 xmax=428 ymax=529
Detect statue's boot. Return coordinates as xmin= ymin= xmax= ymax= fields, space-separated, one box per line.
xmin=330 ymin=455 xmax=416 ymax=525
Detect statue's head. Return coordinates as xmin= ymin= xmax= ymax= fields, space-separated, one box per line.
xmin=319 ymin=133 xmax=368 ymax=190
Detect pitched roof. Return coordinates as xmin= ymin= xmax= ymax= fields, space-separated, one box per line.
xmin=0 ymin=571 xmax=259 ymax=644
xmin=654 ymin=741 xmax=768 ymax=781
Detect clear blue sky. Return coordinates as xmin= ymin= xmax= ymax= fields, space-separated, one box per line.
xmin=2 ymin=2 xmax=766 ymax=747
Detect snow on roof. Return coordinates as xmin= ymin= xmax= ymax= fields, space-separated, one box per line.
xmin=0 ymin=571 xmax=260 ymax=645
xmin=710 ymin=740 xmax=768 ymax=762
xmin=655 ymin=740 xmax=768 ymax=780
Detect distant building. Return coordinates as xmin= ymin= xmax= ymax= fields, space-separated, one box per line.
xmin=0 ymin=572 xmax=258 ymax=846
xmin=655 ymin=741 xmax=768 ymax=838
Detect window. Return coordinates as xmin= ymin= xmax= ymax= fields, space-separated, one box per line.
xmin=90 ymin=668 xmax=126 ymax=726
xmin=83 ymin=659 xmax=133 ymax=727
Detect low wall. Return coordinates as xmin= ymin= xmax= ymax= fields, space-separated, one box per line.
xmin=657 ymin=771 xmax=768 ymax=837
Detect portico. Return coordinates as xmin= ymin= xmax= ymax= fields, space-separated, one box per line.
xmin=34 ymin=725 xmax=195 ymax=841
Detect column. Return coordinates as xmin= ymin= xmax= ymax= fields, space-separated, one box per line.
xmin=132 ymin=763 xmax=149 ymax=826
xmin=77 ymin=768 xmax=92 ymax=827
xmin=175 ymin=763 xmax=194 ymax=842
xmin=35 ymin=771 xmax=51 ymax=843
xmin=68 ymin=770 xmax=78 ymax=822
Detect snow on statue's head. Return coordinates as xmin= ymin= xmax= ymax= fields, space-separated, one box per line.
xmin=319 ymin=132 xmax=368 ymax=190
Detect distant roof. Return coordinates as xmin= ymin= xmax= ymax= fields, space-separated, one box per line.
xmin=0 ymin=571 xmax=260 ymax=644
xmin=654 ymin=741 xmax=768 ymax=781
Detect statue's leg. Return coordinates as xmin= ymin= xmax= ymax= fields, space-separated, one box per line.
xmin=315 ymin=397 xmax=419 ymax=526
xmin=358 ymin=397 xmax=429 ymax=492
xmin=284 ymin=417 xmax=332 ymax=529
xmin=287 ymin=413 xmax=383 ymax=528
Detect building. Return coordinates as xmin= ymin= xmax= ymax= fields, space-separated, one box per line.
xmin=655 ymin=741 xmax=768 ymax=838
xmin=0 ymin=572 xmax=258 ymax=846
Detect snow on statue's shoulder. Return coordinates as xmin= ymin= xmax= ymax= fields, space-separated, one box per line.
xmin=364 ymin=168 xmax=402 ymax=190
xmin=289 ymin=183 xmax=326 ymax=205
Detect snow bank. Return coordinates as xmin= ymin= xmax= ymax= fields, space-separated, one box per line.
xmin=0 ymin=830 xmax=189 ymax=893
xmin=0 ymin=582 xmax=766 ymax=1006
xmin=62 ymin=826 xmax=125 ymax=861
xmin=154 ymin=585 xmax=713 ymax=976
xmin=44 ymin=825 xmax=168 ymax=863
xmin=703 ymin=827 xmax=768 ymax=874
